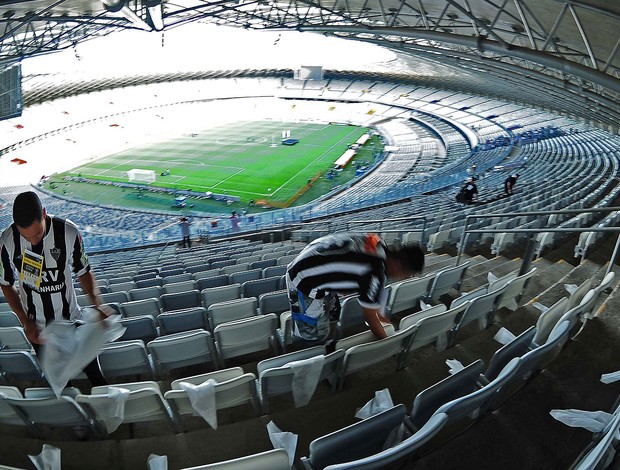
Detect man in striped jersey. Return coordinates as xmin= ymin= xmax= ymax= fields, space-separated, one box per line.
xmin=286 ymin=232 xmax=425 ymax=345
xmin=0 ymin=191 xmax=109 ymax=385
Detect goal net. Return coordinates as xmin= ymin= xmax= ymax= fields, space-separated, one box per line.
xmin=127 ymin=169 xmax=156 ymax=184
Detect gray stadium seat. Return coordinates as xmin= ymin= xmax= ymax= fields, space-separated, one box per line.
xmin=426 ymin=262 xmax=470 ymax=302
xmin=257 ymin=290 xmax=289 ymax=316
xmin=241 ymin=276 xmax=281 ymax=299
xmin=97 ymin=339 xmax=155 ymax=382
xmin=147 ymin=329 xmax=219 ymax=376
xmin=483 ymin=326 xmax=536 ymax=382
xmin=213 ymin=314 xmax=278 ymax=368
xmin=300 ymin=404 xmax=407 ymax=470
xmin=160 ymin=290 xmax=202 ymax=312
xmin=158 ymin=307 xmax=209 ymax=335
xmin=407 ymin=359 xmax=484 ymax=431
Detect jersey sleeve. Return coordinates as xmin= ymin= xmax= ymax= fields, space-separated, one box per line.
xmin=356 ymin=267 xmax=385 ymax=309
xmin=356 ymin=242 xmax=387 ymax=309
xmin=68 ymin=224 xmax=90 ymax=277
xmin=0 ymin=226 xmax=18 ymax=287
xmin=0 ymin=242 xmax=15 ymax=286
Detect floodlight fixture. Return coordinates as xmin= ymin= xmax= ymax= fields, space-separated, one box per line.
xmin=101 ymin=0 xmax=151 ymax=31
xmin=144 ymin=0 xmax=164 ymax=31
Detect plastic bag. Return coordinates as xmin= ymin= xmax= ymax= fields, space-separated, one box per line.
xmin=355 ymin=388 xmax=394 ymax=419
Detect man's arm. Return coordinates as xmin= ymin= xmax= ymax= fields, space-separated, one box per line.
xmin=77 ymin=270 xmax=109 ymax=320
xmin=0 ymin=284 xmax=40 ymax=344
xmin=78 ymin=270 xmax=100 ymax=307
xmin=362 ymin=306 xmax=390 ymax=339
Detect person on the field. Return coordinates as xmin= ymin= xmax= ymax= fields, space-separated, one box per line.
xmin=0 ymin=191 xmax=109 ymax=386
xmin=286 ymin=232 xmax=425 ymax=345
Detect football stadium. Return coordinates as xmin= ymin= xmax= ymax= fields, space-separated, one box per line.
xmin=0 ymin=1 xmax=619 ymax=469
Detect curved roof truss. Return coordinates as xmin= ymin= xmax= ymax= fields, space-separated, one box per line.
xmin=0 ymin=0 xmax=618 ymax=129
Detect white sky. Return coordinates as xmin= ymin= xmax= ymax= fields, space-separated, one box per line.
xmin=23 ymin=23 xmax=398 ymax=77
xmin=2 ymin=23 xmax=401 ymax=187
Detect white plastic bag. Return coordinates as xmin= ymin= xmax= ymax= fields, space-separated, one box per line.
xmin=550 ymin=409 xmax=614 ymax=433
xmin=178 ymin=379 xmax=218 ymax=429
xmin=267 ymin=421 xmax=297 ymax=469
xmin=601 ymin=370 xmax=620 ymax=384
xmin=29 ymin=444 xmax=61 ymax=470
xmin=355 ymin=388 xmax=394 ymax=419
xmin=493 ymin=327 xmax=517 ymax=345
xmin=564 ymin=284 xmax=578 ymax=295
xmin=87 ymin=387 xmax=130 ymax=433
xmin=147 ymin=454 xmax=168 ymax=470
xmin=531 ymin=302 xmax=549 ymax=313
xmin=287 ymin=355 xmax=325 ymax=407
xmin=446 ymin=358 xmax=464 ymax=375
xmin=40 ymin=314 xmax=125 ymax=397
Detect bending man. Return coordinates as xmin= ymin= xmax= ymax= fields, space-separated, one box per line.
xmin=286 ymin=232 xmax=425 ymax=345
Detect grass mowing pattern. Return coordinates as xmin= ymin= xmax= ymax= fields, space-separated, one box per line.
xmin=53 ymin=121 xmax=378 ymax=210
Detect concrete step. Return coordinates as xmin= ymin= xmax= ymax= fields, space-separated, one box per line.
xmin=527 ymin=259 xmax=607 ymax=308
xmin=461 ymin=255 xmax=522 ymax=293
xmin=520 ymin=257 xmax=574 ymax=305
xmin=594 ymin=272 xmax=620 ymax=329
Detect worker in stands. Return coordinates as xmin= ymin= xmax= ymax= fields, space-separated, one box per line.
xmin=504 ymin=173 xmax=519 ymax=196
xmin=285 ymin=232 xmax=425 ymax=347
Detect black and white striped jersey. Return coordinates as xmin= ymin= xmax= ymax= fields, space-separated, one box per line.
xmin=286 ymin=232 xmax=387 ymax=309
xmin=0 ymin=215 xmax=90 ymax=329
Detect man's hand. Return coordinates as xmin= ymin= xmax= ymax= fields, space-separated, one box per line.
xmin=0 ymin=284 xmax=41 ymax=343
xmin=94 ymin=305 xmax=115 ymax=326
xmin=363 ymin=307 xmax=390 ymax=339
xmin=24 ymin=320 xmax=42 ymax=344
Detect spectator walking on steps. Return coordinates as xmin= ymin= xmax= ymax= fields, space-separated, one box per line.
xmin=0 ymin=191 xmax=111 ymax=386
xmin=285 ymin=232 xmax=425 ymax=346
xmin=179 ymin=216 xmax=192 ymax=248
xmin=504 ymin=173 xmax=519 ymax=196
xmin=230 ymin=211 xmax=240 ymax=232
xmin=457 ymin=177 xmax=479 ymax=204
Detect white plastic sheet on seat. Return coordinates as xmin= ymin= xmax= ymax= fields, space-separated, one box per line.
xmin=419 ymin=300 xmax=432 ymax=310
xmin=40 ymin=314 xmax=125 ymax=397
xmin=564 ymin=284 xmax=578 ymax=295
xmin=383 ymin=423 xmax=407 ymax=450
xmin=267 ymin=420 xmax=297 ymax=469
xmin=532 ymin=302 xmax=549 ymax=313
xmin=446 ymin=358 xmax=465 ymax=375
xmin=287 ymin=355 xmax=325 ymax=407
xmin=493 ymin=327 xmax=517 ymax=345
xmin=550 ymin=409 xmax=614 ymax=432
xmin=29 ymin=444 xmax=61 ymax=470
xmin=601 ymin=370 xmax=620 ymax=384
xmin=147 ymin=454 xmax=168 ymax=470
xmin=355 ymin=388 xmax=394 ymax=419
xmin=488 ymin=272 xmax=499 ymax=284
xmin=178 ymin=379 xmax=217 ymax=429
xmin=89 ymin=387 xmax=130 ymax=433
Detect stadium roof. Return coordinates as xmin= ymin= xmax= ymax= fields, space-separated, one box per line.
xmin=0 ymin=1 xmax=619 ymax=129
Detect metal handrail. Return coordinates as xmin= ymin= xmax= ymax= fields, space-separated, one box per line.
xmin=346 ymin=215 xmax=427 ymax=229
xmin=455 ymin=206 xmax=620 ymax=276
xmin=347 ymin=216 xmax=428 ymax=245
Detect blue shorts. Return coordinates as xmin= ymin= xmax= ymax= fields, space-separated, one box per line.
xmin=287 ymin=280 xmax=340 ymax=343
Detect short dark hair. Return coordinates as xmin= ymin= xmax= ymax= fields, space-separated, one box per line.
xmin=389 ymin=244 xmax=425 ymax=273
xmin=13 ymin=191 xmax=44 ymax=228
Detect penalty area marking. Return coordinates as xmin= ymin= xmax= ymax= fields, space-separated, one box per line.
xmin=214 ymin=137 xmax=268 ymax=146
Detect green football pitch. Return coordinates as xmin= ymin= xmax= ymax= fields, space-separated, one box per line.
xmin=48 ymin=120 xmax=381 ymax=213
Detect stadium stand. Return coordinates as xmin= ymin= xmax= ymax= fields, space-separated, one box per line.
xmin=0 ymin=68 xmax=620 ymax=469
